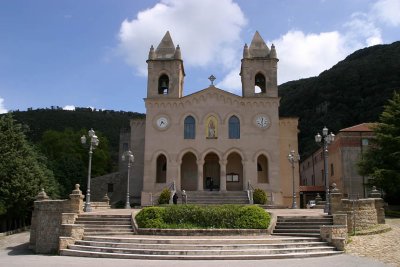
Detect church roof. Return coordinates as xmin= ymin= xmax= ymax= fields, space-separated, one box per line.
xmin=155 ymin=31 xmax=176 ymax=59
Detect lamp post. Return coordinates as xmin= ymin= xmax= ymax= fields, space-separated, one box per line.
xmin=122 ymin=150 xmax=134 ymax=209
xmin=288 ymin=149 xmax=300 ymax=209
xmin=315 ymin=126 xmax=335 ymax=214
xmin=80 ymin=128 xmax=99 ymax=212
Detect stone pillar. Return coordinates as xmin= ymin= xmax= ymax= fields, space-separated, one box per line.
xmin=197 ymin=160 xmax=204 ymax=191
xmin=68 ymin=184 xmax=84 ymax=214
xmin=330 ymin=183 xmax=343 ymax=214
xmin=369 ymin=186 xmax=385 ymax=224
xmin=242 ymin=160 xmax=248 ymax=190
xmin=220 ymin=160 xmax=227 ymax=192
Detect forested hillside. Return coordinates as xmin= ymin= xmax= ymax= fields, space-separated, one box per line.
xmin=11 ymin=107 xmax=144 ymax=165
xmin=279 ymin=41 xmax=400 ymax=157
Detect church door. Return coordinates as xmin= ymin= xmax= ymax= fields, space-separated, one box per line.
xmin=180 ymin=152 xmax=197 ymax=191
xmin=203 ymin=153 xmax=220 ymax=190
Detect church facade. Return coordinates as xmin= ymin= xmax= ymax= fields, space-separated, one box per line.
xmin=126 ymin=31 xmax=300 ymax=207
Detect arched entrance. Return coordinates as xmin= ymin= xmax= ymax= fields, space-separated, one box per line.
xmin=180 ymin=152 xmax=197 ymax=191
xmin=226 ymin=152 xmax=243 ymax=191
xmin=203 ymin=153 xmax=220 ymax=190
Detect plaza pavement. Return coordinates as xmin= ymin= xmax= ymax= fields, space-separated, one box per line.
xmin=0 ymin=208 xmax=398 ymax=267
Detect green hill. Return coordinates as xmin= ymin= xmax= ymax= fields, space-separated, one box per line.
xmin=10 ymin=107 xmax=144 ymax=169
xmin=279 ymin=41 xmax=400 ymax=157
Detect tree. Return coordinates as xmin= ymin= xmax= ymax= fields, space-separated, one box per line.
xmin=358 ymin=91 xmax=400 ymax=204
xmin=0 ymin=114 xmax=59 ymax=231
xmin=39 ymin=128 xmax=112 ymax=198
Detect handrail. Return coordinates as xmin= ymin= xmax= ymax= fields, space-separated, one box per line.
xmin=247 ymin=181 xmax=254 ymax=204
xmin=149 ymin=180 xmax=176 ymax=206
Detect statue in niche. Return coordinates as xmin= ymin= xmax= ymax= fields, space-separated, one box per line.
xmin=208 ymin=119 xmax=216 ymax=138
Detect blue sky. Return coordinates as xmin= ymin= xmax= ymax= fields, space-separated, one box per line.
xmin=1 ymin=0 xmax=399 ymax=114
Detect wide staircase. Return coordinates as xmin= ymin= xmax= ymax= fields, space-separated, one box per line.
xmin=185 ymin=191 xmax=249 ymax=204
xmin=272 ymin=215 xmax=333 ymax=237
xmin=60 ymin=235 xmax=342 ymax=259
xmin=75 ymin=214 xmax=134 ymax=236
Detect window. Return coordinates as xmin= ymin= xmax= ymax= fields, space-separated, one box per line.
xmin=107 ymin=183 xmax=114 ymax=193
xmin=228 ymin=116 xmax=240 ymax=139
xmin=331 ymin=163 xmax=334 ymax=176
xmin=158 ymin=74 xmax=169 ymax=95
xmin=254 ymin=73 xmax=266 ymax=93
xmin=156 ymin=154 xmax=167 ymax=183
xmin=257 ymin=155 xmax=269 ymax=183
xmin=362 ymin=138 xmax=369 ymax=146
xmin=184 ymin=116 xmax=195 ymax=139
xmin=122 ymin=142 xmax=129 ymax=152
xmin=226 ymin=173 xmax=239 ymax=182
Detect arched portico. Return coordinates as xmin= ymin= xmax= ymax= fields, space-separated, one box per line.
xmin=180 ymin=152 xmax=198 ymax=191
xmin=203 ymin=152 xmax=220 ymax=190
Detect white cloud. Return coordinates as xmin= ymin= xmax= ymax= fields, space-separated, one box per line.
xmin=117 ymin=0 xmax=246 ymax=76
xmin=0 ymin=97 xmax=7 ymax=114
xmin=63 ymin=105 xmax=75 ymax=111
xmin=220 ymin=0 xmax=390 ymax=89
xmin=372 ymin=0 xmax=400 ymax=27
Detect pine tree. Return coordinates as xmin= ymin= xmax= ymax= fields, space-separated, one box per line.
xmin=358 ymin=91 xmax=400 ymax=204
xmin=0 ymin=114 xmax=59 ymax=231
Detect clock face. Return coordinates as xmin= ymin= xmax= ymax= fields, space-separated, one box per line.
xmin=156 ymin=117 xmax=169 ymax=129
xmin=255 ymin=115 xmax=270 ymax=129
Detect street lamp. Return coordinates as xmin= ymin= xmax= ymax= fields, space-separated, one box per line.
xmin=288 ymin=149 xmax=300 ymax=209
xmin=315 ymin=126 xmax=335 ymax=214
xmin=80 ymin=128 xmax=99 ymax=212
xmin=122 ymin=150 xmax=134 ymax=209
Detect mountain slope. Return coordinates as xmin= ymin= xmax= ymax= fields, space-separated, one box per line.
xmin=279 ymin=41 xmax=400 ymax=157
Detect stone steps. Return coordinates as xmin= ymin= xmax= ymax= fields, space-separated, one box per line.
xmin=272 ymin=215 xmax=333 ymax=237
xmin=60 ymin=235 xmax=342 ymax=259
xmin=75 ymin=214 xmax=134 ymax=236
xmin=185 ymin=191 xmax=249 ymax=205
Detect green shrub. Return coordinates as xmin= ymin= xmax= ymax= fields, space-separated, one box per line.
xmin=253 ymin=188 xmax=267 ymax=204
xmin=385 ymin=210 xmax=400 ymax=218
xmin=158 ymin=188 xmax=171 ymax=205
xmin=135 ymin=204 xmax=271 ymax=229
xmin=135 ymin=206 xmax=167 ymax=228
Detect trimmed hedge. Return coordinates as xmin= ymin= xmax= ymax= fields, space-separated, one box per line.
xmin=135 ymin=204 xmax=271 ymax=229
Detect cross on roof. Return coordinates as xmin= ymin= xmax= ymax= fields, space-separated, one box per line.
xmin=208 ymin=75 xmax=216 ymax=86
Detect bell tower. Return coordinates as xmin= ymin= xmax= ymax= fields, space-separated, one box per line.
xmin=146 ymin=31 xmax=185 ymax=98
xmin=240 ymin=31 xmax=278 ymax=98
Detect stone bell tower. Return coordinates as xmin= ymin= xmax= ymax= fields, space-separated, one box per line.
xmin=146 ymin=31 xmax=185 ymax=98
xmin=240 ymin=31 xmax=278 ymax=98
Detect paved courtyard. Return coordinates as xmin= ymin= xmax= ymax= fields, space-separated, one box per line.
xmin=345 ymin=218 xmax=400 ymax=267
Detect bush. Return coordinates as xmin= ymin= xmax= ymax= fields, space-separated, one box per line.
xmin=253 ymin=188 xmax=267 ymax=204
xmin=158 ymin=188 xmax=171 ymax=205
xmin=135 ymin=204 xmax=271 ymax=229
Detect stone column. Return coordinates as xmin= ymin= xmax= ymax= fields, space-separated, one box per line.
xmin=197 ymin=160 xmax=204 ymax=191
xmin=220 ymin=160 xmax=227 ymax=192
xmin=242 ymin=160 xmax=248 ymax=190
xmin=68 ymin=184 xmax=84 ymax=214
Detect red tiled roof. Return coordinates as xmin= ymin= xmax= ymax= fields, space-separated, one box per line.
xmin=340 ymin=123 xmax=375 ymax=132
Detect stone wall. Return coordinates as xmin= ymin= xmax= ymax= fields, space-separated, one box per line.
xmin=29 ymin=185 xmax=84 ymax=254
xmin=330 ymin=184 xmax=385 ymax=233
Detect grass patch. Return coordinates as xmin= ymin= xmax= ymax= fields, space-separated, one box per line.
xmin=135 ymin=204 xmax=271 ymax=229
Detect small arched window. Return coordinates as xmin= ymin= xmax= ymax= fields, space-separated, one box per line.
xmin=158 ymin=74 xmax=169 ymax=95
xmin=156 ymin=154 xmax=167 ymax=183
xmin=257 ymin=155 xmax=269 ymax=183
xmin=228 ymin=116 xmax=240 ymax=139
xmin=184 ymin=116 xmax=195 ymax=139
xmin=255 ymin=73 xmax=266 ymax=94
